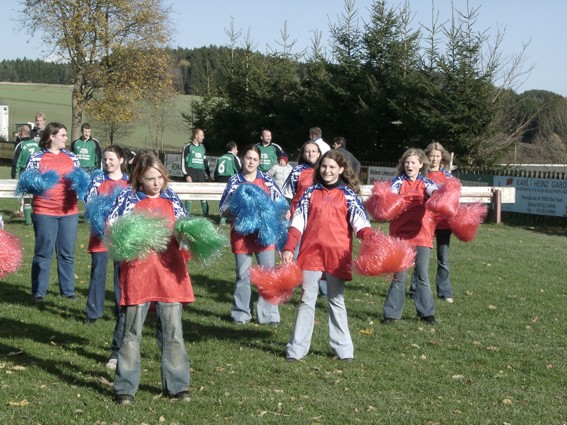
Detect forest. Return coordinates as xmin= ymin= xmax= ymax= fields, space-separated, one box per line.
xmin=1 ymin=1 xmax=566 ymax=166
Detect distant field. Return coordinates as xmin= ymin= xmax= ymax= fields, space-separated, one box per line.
xmin=0 ymin=82 xmax=196 ymax=152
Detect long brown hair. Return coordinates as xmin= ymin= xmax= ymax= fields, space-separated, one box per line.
xmin=129 ymin=153 xmax=169 ymax=192
xmin=38 ymin=122 xmax=66 ymax=149
xmin=313 ymin=150 xmax=361 ymax=195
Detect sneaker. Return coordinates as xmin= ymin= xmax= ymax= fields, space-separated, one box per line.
xmin=232 ymin=321 xmax=248 ymax=326
xmin=85 ymin=318 xmax=97 ymax=325
xmin=267 ymin=322 xmax=279 ymax=328
xmin=421 ymin=315 xmax=436 ymax=325
xmin=445 ymin=298 xmax=454 ymax=303
xmin=33 ymin=296 xmax=45 ymax=303
xmin=115 ymin=394 xmax=134 ymax=405
xmin=106 ymin=358 xmax=118 ymax=370
xmin=381 ymin=317 xmax=396 ymax=325
xmin=171 ymin=391 xmax=191 ymax=402
xmin=285 ymin=357 xmax=299 ymax=362
xmin=341 ymin=358 xmax=354 ymax=362
xmin=12 ymin=210 xmax=25 ymax=219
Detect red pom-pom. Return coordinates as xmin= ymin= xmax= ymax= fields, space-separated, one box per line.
xmin=250 ymin=263 xmax=303 ymax=304
xmin=353 ymin=230 xmax=416 ymax=276
xmin=364 ymin=181 xmax=406 ymax=221
xmin=448 ymin=203 xmax=488 ymax=242
xmin=426 ymin=178 xmax=461 ymax=218
xmin=0 ymin=229 xmax=24 ymax=279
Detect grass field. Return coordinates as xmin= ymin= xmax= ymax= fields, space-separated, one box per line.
xmin=0 ymin=167 xmax=566 ymax=424
xmin=0 ymin=82 xmax=194 ymax=152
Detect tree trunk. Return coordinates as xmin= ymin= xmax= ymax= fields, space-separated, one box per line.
xmin=71 ymin=80 xmax=84 ymax=141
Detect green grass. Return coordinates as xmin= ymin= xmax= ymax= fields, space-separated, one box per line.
xmin=0 ymin=184 xmax=566 ymax=424
xmin=0 ymin=82 xmax=194 ymax=151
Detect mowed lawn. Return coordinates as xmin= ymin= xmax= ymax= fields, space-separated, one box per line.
xmin=0 ymin=174 xmax=566 ymax=424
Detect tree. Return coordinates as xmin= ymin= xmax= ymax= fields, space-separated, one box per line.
xmin=22 ymin=0 xmax=172 ymax=139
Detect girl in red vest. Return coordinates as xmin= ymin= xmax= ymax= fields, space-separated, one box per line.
xmin=382 ymin=148 xmax=438 ymax=325
xmin=282 ymin=150 xmax=372 ymax=361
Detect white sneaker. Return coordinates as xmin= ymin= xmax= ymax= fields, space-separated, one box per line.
xmin=106 ymin=358 xmax=118 ymax=370
xmin=445 ymin=298 xmax=454 ymax=303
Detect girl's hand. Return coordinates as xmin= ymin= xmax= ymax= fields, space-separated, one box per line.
xmin=281 ymin=250 xmax=294 ymax=264
xmin=285 ymin=210 xmax=291 ymax=221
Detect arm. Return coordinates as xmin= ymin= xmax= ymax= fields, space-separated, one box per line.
xmin=11 ymin=142 xmax=22 ymax=179
xmin=94 ymin=139 xmax=103 ymax=170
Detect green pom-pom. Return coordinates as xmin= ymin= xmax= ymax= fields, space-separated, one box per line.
xmin=105 ymin=214 xmax=172 ymax=261
xmin=175 ymin=216 xmax=227 ymax=262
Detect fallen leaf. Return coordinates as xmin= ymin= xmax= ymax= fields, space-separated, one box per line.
xmin=502 ymin=398 xmax=513 ymax=405
xmin=7 ymin=399 xmax=29 ymax=407
xmin=359 ymin=328 xmax=374 ymax=335
xmin=452 ymin=374 xmax=464 ymax=380
xmin=488 ymin=305 xmax=497 ymax=310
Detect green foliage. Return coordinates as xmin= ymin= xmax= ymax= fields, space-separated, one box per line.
xmin=0 ymin=59 xmax=72 ymax=84
xmin=0 ymin=196 xmax=566 ymax=423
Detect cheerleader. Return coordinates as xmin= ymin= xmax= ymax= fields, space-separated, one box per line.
xmin=283 ymin=150 xmax=372 ymax=361
xmin=382 ymin=148 xmax=438 ymax=325
xmin=219 ymin=145 xmax=288 ymax=326
xmin=84 ymin=145 xmax=129 ymax=324
xmin=409 ymin=142 xmax=455 ymax=302
xmin=25 ymin=122 xmax=82 ymax=302
xmin=108 ymin=153 xmax=193 ymax=404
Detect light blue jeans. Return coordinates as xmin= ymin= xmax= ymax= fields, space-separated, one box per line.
xmin=113 ymin=302 xmax=189 ymax=397
xmin=384 ymin=246 xmax=435 ymax=319
xmin=232 ymin=251 xmax=280 ymax=323
xmin=31 ymin=213 xmax=78 ymax=298
xmin=287 ymin=271 xmax=353 ymax=360
xmin=409 ymin=229 xmax=453 ymax=299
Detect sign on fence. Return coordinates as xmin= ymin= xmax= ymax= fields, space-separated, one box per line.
xmin=494 ymin=176 xmax=567 ymax=217
xmin=366 ymin=166 xmax=396 ymax=184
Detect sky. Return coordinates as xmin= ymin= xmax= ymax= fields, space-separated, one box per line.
xmin=3 ymin=0 xmax=566 ymax=96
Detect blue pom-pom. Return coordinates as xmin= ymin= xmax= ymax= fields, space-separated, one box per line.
xmin=16 ymin=169 xmax=60 ymax=196
xmin=90 ymin=169 xmax=104 ymax=180
xmin=65 ymin=168 xmax=91 ymax=200
xmin=230 ymin=184 xmax=289 ymax=248
xmin=230 ymin=184 xmax=269 ymax=235
xmin=85 ymin=195 xmax=116 ymax=237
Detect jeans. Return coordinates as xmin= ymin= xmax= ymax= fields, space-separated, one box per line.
xmin=287 ymin=271 xmax=353 ymax=360
xmin=384 ymin=246 xmax=435 ymax=319
xmin=31 ymin=213 xmax=78 ymax=298
xmin=409 ymin=229 xmax=453 ymax=299
xmin=113 ymin=302 xmax=189 ymax=397
xmin=232 ymin=251 xmax=280 ymax=323
xmin=86 ymin=252 xmax=121 ymax=319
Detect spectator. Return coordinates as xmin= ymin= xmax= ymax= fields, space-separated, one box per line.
xmin=309 ymin=127 xmax=331 ymax=154
xmin=332 ymin=136 xmax=361 ymax=177
xmin=267 ymin=154 xmax=293 ymax=189
xmin=11 ymin=124 xmax=40 ymax=222
xmin=71 ymin=123 xmax=103 ymax=173
xmin=214 ymin=141 xmax=241 ymax=183
xmin=30 ymin=112 xmax=47 ymax=141
xmin=256 ymin=129 xmax=284 ymax=172
xmin=181 ymin=128 xmax=210 ymax=216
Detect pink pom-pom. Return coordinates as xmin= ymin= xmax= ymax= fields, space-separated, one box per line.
xmin=426 ymin=178 xmax=461 ymax=218
xmin=250 ymin=263 xmax=303 ymax=305
xmin=449 ymin=203 xmax=488 ymax=242
xmin=354 ymin=230 xmax=416 ymax=276
xmin=0 ymin=229 xmax=24 ymax=279
xmin=364 ymin=181 xmax=406 ymax=221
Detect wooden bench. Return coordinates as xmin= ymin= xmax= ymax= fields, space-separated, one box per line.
xmin=0 ymin=180 xmax=515 ymax=223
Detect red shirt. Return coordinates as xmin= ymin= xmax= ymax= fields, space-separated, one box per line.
xmin=30 ymin=150 xmax=79 ymax=216
xmin=389 ymin=176 xmax=436 ymax=248
xmin=427 ymin=169 xmax=452 ymax=230
xmin=118 ymin=196 xmax=194 ymax=306
xmin=285 ymin=184 xmax=371 ymax=281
